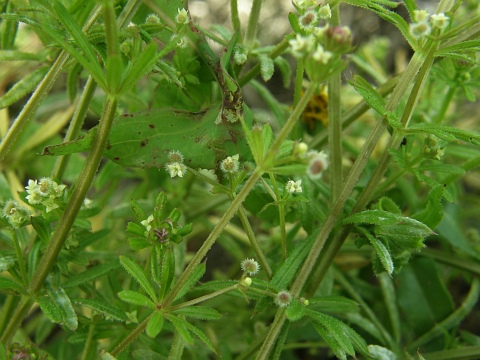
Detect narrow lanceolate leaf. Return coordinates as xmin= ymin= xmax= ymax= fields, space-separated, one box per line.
xmin=159 ymin=247 xmax=175 ymax=300
xmin=119 ymin=255 xmax=157 ymax=302
xmin=172 ymin=306 xmax=222 ymax=321
xmin=359 ymin=227 xmax=394 ymax=275
xmin=118 ymin=42 xmax=158 ymax=94
xmin=146 ymin=312 xmax=164 ymax=338
xmin=0 ymin=67 xmax=48 ymax=109
xmin=46 ymin=285 xmax=78 ymax=331
xmin=311 ymin=321 xmax=347 ymax=360
xmin=71 ymin=298 xmax=129 ymax=322
xmin=350 ymin=75 xmax=386 ymax=116
xmin=0 ymin=276 xmax=26 ymax=295
xmin=174 ymin=262 xmax=206 ymax=301
xmin=62 ymin=261 xmax=120 ymax=288
xmin=164 ymin=314 xmax=193 ymax=345
xmin=118 ymin=290 xmax=156 ymax=309
xmin=37 ymin=296 xmax=63 ymax=324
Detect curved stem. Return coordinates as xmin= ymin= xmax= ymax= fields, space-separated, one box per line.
xmin=111 ymin=314 xmax=152 ymax=356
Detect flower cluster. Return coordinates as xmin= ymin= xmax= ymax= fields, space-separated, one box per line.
xmin=25 ymin=178 xmax=66 ymax=212
xmin=286 ymin=179 xmax=303 ymax=194
xmin=2 ymin=200 xmax=28 ymax=228
xmin=165 ymin=150 xmax=187 ymax=178
xmin=409 ymin=9 xmax=450 ymax=39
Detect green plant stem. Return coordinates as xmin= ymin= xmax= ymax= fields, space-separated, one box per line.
xmin=170 ymin=285 xmax=238 ymax=311
xmin=408 ymin=279 xmax=480 ymax=352
xmin=117 ymin=0 xmax=143 ymax=29
xmin=334 ymin=269 xmax=396 ymax=350
xmin=0 ymin=97 xmax=118 ymax=345
xmin=238 ymin=206 xmax=273 ymax=279
xmin=52 ymin=77 xmax=97 ymax=182
xmin=0 ymin=297 xmax=34 ymax=343
xmin=434 ymin=86 xmax=456 ymax=123
xmin=0 ymin=295 xmax=18 ymax=335
xmin=111 ymin=313 xmax=152 ymax=356
xmin=244 ymin=0 xmax=262 ymax=47
xmin=423 ymin=346 xmax=480 ymax=360
xmin=168 ymin=330 xmax=185 ymax=360
xmin=0 ymin=51 xmax=68 ymax=164
xmin=230 ymin=0 xmax=241 ymax=34
xmin=80 ymin=321 xmax=96 ymax=360
xmin=238 ymin=36 xmax=290 ymax=86
xmin=103 ymin=0 xmax=120 ymax=57
xmin=12 ymin=231 xmax=28 ymax=286
xmin=256 ymin=308 xmax=287 ymax=359
xmin=0 ymin=5 xmax=102 ymax=165
xmin=278 ymin=202 xmax=287 ymax=260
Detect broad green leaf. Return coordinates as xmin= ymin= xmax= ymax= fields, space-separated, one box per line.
xmin=146 ymin=312 xmax=164 ymax=338
xmin=0 ymin=67 xmax=48 ymax=109
xmin=71 ymin=298 xmax=128 ymax=322
xmin=43 ymin=103 xmax=249 ymax=171
xmin=0 ymin=276 xmax=26 ymax=295
xmin=118 ymin=290 xmax=156 ymax=309
xmin=46 ymin=284 xmax=78 ymax=331
xmin=397 ymin=257 xmax=454 ymax=336
xmin=172 ymin=306 xmax=222 ymax=320
xmin=62 ymin=261 xmax=120 ymax=288
xmin=119 ymin=255 xmax=157 ymax=302
xmin=159 ymin=247 xmax=175 ymax=300
xmin=174 ymin=262 xmax=206 ymax=301
xmin=164 ymin=314 xmax=193 ymax=345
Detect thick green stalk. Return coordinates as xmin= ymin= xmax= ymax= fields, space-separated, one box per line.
xmin=230 ymin=0 xmax=241 ymax=34
xmin=0 ymin=297 xmax=34 ymax=343
xmin=244 ymin=0 xmax=262 ymax=46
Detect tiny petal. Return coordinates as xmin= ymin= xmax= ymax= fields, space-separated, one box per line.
xmin=175 ymin=8 xmax=189 ymax=25
xmin=413 ymin=9 xmax=430 ymax=23
xmin=312 ymin=45 xmax=332 ymax=64
xmin=318 ymin=4 xmax=332 ymax=19
xmin=430 ymin=13 xmax=449 ymax=30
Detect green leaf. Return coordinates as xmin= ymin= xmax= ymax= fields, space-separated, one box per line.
xmin=130 ymin=199 xmax=146 ymax=223
xmin=181 ymin=317 xmax=217 ymax=353
xmin=119 ymin=42 xmax=158 ymax=94
xmin=106 ymin=54 xmax=124 ymax=94
xmin=412 ymin=185 xmax=447 ymax=229
xmin=146 ymin=312 xmax=164 ymax=338
xmin=30 ymin=216 xmax=51 ymax=243
xmin=0 ymin=276 xmax=26 ymax=295
xmin=62 ymin=261 xmax=120 ymax=288
xmin=250 ymin=80 xmax=287 ymax=126
xmin=285 ymin=300 xmax=305 ymax=322
xmin=368 ymin=345 xmax=397 ymax=360
xmin=46 ymin=284 xmax=78 ymax=331
xmin=153 ymin=192 xmax=167 ymax=221
xmin=397 ymin=257 xmax=454 ymax=336
xmin=259 ymin=55 xmax=274 ymax=82
xmin=0 ymin=50 xmax=44 ymax=61
xmin=0 ymin=67 xmax=48 ymax=109
xmin=159 ymin=247 xmax=175 ymax=300
xmin=307 ymin=310 xmax=355 ymax=357
xmin=350 ymin=75 xmax=387 ymax=116
xmin=43 ymin=102 xmax=249 ymax=171
xmin=174 ymin=262 xmax=206 ymax=301
xmin=404 ymin=123 xmax=480 ymax=146
xmin=172 ymin=306 xmax=222 ymax=320
xmin=311 ymin=320 xmax=347 ymax=360
xmin=437 ymin=40 xmax=480 ymax=56
xmin=309 ymin=296 xmax=359 ymax=314
xmin=37 ymin=296 xmax=63 ymax=324
xmin=358 ymin=227 xmax=394 ymax=275
xmin=274 ymin=56 xmax=292 ymax=89
xmin=119 ymin=255 xmax=157 ymax=302
xmin=378 ymin=273 xmax=401 ymax=343
xmin=100 ymin=351 xmax=117 ymax=360
xmin=164 ymin=314 xmax=193 ymax=345
xmin=71 ymin=297 xmax=128 ymax=322
xmin=118 ymin=290 xmax=156 ymax=309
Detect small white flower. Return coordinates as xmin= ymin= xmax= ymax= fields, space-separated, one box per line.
xmin=410 ymin=22 xmax=431 ymax=39
xmin=175 ymin=8 xmax=189 ymax=25
xmin=286 ymin=180 xmax=303 ymax=194
xmin=275 ymin=290 xmax=292 ymax=307
xmin=413 ymin=9 xmax=430 ymax=23
xmin=430 ymin=13 xmax=449 ymax=30
xmin=38 ymin=178 xmax=53 ymax=197
xmin=220 ymin=154 xmax=240 ymax=174
xmin=241 ymin=258 xmax=260 ymax=275
xmin=318 ymin=4 xmax=332 ymax=19
xmin=312 ymin=45 xmax=332 ymax=64
xmin=299 ymin=10 xmax=318 ymax=31
xmin=83 ymin=198 xmax=93 ymax=208
xmin=145 ymin=13 xmax=161 ymax=24
xmin=176 ymin=36 xmax=189 ymax=49
xmin=307 ymin=151 xmax=329 ymax=179
xmin=165 ymin=162 xmax=187 ymax=178
xmin=289 ymin=34 xmax=314 ymax=58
